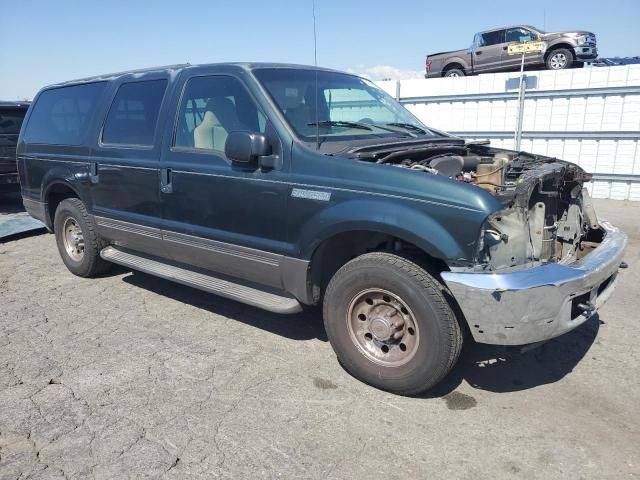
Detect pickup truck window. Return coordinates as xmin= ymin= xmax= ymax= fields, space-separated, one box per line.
xmin=102 ymin=79 xmax=167 ymax=147
xmin=174 ymin=75 xmax=266 ymax=151
xmin=480 ymin=30 xmax=505 ymax=46
xmin=505 ymin=28 xmax=534 ymax=43
xmin=23 ymin=82 xmax=106 ymax=145
xmin=254 ymin=68 xmax=435 ymax=142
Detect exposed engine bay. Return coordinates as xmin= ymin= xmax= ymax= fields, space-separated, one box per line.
xmin=348 ymin=140 xmax=599 ymax=271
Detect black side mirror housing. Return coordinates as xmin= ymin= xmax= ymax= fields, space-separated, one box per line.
xmin=225 ymin=131 xmax=271 ymax=165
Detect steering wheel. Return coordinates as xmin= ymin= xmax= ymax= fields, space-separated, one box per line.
xmin=358 ymin=117 xmax=374 ymax=124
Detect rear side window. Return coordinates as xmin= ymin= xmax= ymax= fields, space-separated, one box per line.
xmin=0 ymin=108 xmax=28 ymax=135
xmin=23 ymin=82 xmax=106 ymax=145
xmin=480 ymin=30 xmax=504 ymax=46
xmin=102 ymin=79 xmax=167 ymax=146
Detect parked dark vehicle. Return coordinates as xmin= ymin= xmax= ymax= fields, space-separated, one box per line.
xmin=426 ymin=25 xmax=598 ymax=77
xmin=18 ymin=64 xmax=625 ymax=394
xmin=0 ymin=101 xmax=30 ymax=193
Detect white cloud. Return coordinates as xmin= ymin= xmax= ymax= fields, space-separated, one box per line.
xmin=348 ymin=65 xmax=423 ymax=81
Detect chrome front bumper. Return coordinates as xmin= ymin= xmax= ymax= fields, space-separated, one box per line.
xmin=574 ymin=45 xmax=598 ymax=60
xmin=442 ymin=221 xmax=627 ymax=346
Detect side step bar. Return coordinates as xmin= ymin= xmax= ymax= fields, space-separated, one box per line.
xmin=100 ymin=246 xmax=303 ymax=314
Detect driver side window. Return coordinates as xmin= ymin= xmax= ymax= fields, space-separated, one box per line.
xmin=174 ymin=75 xmax=266 ymax=152
xmin=505 ymin=28 xmax=534 ymax=43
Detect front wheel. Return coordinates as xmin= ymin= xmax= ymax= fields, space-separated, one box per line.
xmin=323 ymin=252 xmax=462 ymax=395
xmin=546 ymin=48 xmax=574 ymax=70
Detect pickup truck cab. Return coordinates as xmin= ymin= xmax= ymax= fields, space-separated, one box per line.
xmin=18 ymin=63 xmax=625 ymax=394
xmin=426 ymin=25 xmax=598 ymax=77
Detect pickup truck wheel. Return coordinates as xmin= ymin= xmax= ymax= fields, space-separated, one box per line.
xmin=53 ymin=198 xmax=111 ymax=277
xmin=323 ymin=252 xmax=462 ymax=395
xmin=546 ymin=48 xmax=574 ymax=70
xmin=444 ymin=68 xmax=465 ymax=78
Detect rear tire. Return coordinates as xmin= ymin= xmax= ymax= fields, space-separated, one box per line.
xmin=53 ymin=198 xmax=111 ymax=277
xmin=444 ymin=68 xmax=465 ymax=78
xmin=323 ymin=252 xmax=462 ymax=395
xmin=546 ymin=48 xmax=574 ymax=70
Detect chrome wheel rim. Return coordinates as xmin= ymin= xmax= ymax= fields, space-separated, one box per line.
xmin=347 ymin=289 xmax=419 ymax=367
xmin=62 ymin=217 xmax=84 ymax=261
xmin=447 ymin=71 xmax=460 ymax=77
xmin=550 ymin=52 xmax=568 ymax=69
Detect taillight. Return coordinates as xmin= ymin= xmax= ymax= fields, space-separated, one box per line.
xmin=425 ymin=59 xmax=432 ymax=72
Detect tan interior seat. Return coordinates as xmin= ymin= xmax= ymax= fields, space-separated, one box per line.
xmin=194 ymin=97 xmax=242 ymax=150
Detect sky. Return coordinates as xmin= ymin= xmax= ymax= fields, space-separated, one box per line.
xmin=2 ymin=0 xmax=639 ymax=100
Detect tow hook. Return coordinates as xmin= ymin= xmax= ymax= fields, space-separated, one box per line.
xmin=619 ymin=261 xmax=628 ymax=269
xmin=576 ymin=301 xmax=596 ymax=314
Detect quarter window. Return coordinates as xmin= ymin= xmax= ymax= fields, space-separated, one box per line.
xmin=102 ymin=79 xmax=167 ymax=146
xmin=23 ymin=82 xmax=106 ymax=145
xmin=174 ymin=75 xmax=266 ymax=151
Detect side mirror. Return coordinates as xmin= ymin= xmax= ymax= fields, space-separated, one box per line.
xmin=225 ymin=131 xmax=271 ymax=165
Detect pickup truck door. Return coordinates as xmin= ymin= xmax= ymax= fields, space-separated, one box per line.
xmin=472 ymin=30 xmax=507 ymax=72
xmin=502 ymin=27 xmax=542 ymax=68
xmin=159 ymin=72 xmax=291 ymax=288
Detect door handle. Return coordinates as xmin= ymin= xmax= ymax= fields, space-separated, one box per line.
xmin=160 ymin=168 xmax=173 ymax=194
xmin=503 ymin=46 xmax=509 ymax=50
xmin=89 ymin=161 xmax=99 ymax=184
xmin=475 ymin=50 xmax=483 ymax=55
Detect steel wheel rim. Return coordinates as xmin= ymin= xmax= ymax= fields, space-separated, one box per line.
xmin=347 ymin=288 xmax=420 ymax=367
xmin=62 ymin=217 xmax=84 ymax=261
xmin=550 ymin=53 xmax=567 ymax=69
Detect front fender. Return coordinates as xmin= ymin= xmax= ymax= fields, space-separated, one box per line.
xmin=298 ymin=198 xmax=487 ymax=266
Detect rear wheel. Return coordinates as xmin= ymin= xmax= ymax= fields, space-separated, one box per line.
xmin=444 ymin=68 xmax=465 ymax=78
xmin=546 ymin=48 xmax=574 ymax=70
xmin=323 ymin=252 xmax=462 ymax=395
xmin=53 ymin=198 xmax=111 ymax=277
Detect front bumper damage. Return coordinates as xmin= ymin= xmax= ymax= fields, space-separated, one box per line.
xmin=442 ymin=221 xmax=626 ymax=346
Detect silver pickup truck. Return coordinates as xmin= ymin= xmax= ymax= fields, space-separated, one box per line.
xmin=425 ymin=25 xmax=597 ymax=78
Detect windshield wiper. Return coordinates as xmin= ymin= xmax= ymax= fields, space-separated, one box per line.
xmin=307 ymin=120 xmax=372 ymax=131
xmin=385 ymin=122 xmax=427 ymax=135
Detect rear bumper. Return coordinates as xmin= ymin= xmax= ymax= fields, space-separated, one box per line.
xmin=574 ymin=45 xmax=598 ymax=60
xmin=0 ymin=173 xmax=19 ymax=191
xmin=441 ymin=221 xmax=626 ymax=346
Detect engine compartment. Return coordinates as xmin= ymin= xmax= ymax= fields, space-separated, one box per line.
xmin=349 ymin=141 xmax=598 ymax=270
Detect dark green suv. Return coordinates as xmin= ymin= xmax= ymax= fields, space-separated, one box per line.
xmin=18 ymin=64 xmax=626 ymax=394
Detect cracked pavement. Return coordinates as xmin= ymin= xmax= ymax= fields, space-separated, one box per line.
xmin=1 ymin=197 xmax=639 ymax=479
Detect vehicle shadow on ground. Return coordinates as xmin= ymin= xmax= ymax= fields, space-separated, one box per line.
xmin=121 ymin=268 xmax=601 ymax=395
xmin=426 ymin=315 xmax=602 ymax=397
xmin=121 ymin=269 xmax=328 ymax=342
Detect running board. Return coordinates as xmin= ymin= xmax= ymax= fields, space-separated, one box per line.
xmin=100 ymin=246 xmax=303 ymax=314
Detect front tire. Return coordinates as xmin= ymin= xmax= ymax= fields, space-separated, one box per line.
xmin=53 ymin=198 xmax=111 ymax=277
xmin=546 ymin=48 xmax=574 ymax=70
xmin=323 ymin=252 xmax=462 ymax=395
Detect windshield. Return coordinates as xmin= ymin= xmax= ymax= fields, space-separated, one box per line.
xmin=253 ymin=68 xmax=441 ymax=142
xmin=0 ymin=108 xmax=28 ymax=135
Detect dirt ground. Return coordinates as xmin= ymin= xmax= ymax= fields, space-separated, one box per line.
xmin=1 ymin=195 xmax=639 ymax=479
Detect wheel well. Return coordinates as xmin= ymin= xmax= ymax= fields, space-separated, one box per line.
xmin=443 ymin=63 xmax=464 ymax=75
xmin=308 ymin=230 xmax=449 ymax=304
xmin=46 ymin=183 xmax=79 ymax=227
xmin=545 ymin=44 xmax=575 ymax=61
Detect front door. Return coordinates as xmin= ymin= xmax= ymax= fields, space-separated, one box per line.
xmin=502 ymin=27 xmax=542 ymax=68
xmin=473 ymin=29 xmax=507 ymax=73
xmin=160 ymin=73 xmax=290 ymax=288
xmin=89 ymin=77 xmax=169 ymax=256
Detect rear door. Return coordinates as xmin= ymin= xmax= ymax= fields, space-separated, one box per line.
xmin=473 ymin=29 xmax=507 ymax=72
xmin=159 ymin=71 xmax=291 ymax=287
xmin=0 ymin=105 xmax=27 ymax=186
xmin=89 ymin=76 xmax=169 ymax=256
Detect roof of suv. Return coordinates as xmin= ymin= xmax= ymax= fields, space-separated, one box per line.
xmin=44 ymin=62 xmax=347 ymax=89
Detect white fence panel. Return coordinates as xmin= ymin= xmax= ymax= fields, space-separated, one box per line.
xmin=376 ymin=65 xmax=640 ymax=200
